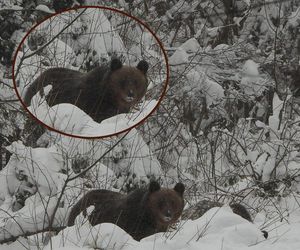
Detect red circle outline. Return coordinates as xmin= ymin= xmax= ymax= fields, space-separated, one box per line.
xmin=12 ymin=5 xmax=169 ymax=140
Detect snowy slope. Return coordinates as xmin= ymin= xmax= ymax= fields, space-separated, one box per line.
xmin=1 ymin=205 xmax=299 ymax=250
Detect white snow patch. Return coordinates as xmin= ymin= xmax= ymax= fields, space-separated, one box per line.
xmin=288 ymin=7 xmax=300 ymax=28
xmin=169 ymin=47 xmax=189 ymax=65
xmin=242 ymin=60 xmax=259 ymax=77
xmin=181 ymin=38 xmax=201 ymax=53
xmin=28 ymin=93 xmax=157 ymax=137
xmin=4 ymin=141 xmax=64 ymax=196
xmin=205 ymin=78 xmax=225 ymax=106
xmin=186 ymin=69 xmax=224 ymax=106
xmin=240 ymin=60 xmax=270 ymax=97
xmin=268 ymin=92 xmax=283 ymax=132
xmin=45 ymin=220 xmax=137 ymax=250
xmin=35 ymin=4 xmax=55 ymax=13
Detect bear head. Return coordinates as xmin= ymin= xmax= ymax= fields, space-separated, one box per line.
xmin=147 ymin=181 xmax=185 ymax=230
xmin=108 ymin=58 xmax=149 ymax=111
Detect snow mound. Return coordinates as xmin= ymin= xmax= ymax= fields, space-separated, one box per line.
xmin=181 ymin=38 xmax=201 ymax=53
xmin=43 ymin=126 xmax=163 ymax=180
xmin=46 ymin=206 xmax=265 ymax=250
xmin=287 ymin=6 xmax=300 ymax=28
xmin=46 ymin=221 xmax=136 ymax=250
xmin=242 ymin=59 xmax=259 ymax=77
xmin=0 ymin=140 xmax=118 ymax=243
xmin=205 ymin=78 xmax=225 ymax=106
xmin=186 ymin=69 xmax=224 ymax=106
xmin=28 ymin=89 xmax=157 ymax=137
xmin=169 ymin=47 xmax=189 ymax=65
xmin=35 ymin=4 xmax=55 ymax=13
xmin=3 ymin=141 xmax=64 ymax=197
xmin=240 ymin=59 xmax=271 ymax=97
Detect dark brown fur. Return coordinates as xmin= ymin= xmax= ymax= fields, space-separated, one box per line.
xmin=24 ymin=59 xmax=149 ymax=122
xmin=67 ymin=181 xmax=185 ymax=241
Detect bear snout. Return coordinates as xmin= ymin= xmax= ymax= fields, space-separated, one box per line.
xmin=128 ymin=89 xmax=134 ymax=98
xmin=124 ymin=89 xmax=135 ymax=102
xmin=124 ymin=95 xmax=135 ymax=103
xmin=164 ymin=217 xmax=172 ymax=222
xmin=162 ymin=209 xmax=173 ymax=222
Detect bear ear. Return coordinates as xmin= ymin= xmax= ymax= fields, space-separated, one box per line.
xmin=110 ymin=58 xmax=123 ymax=71
xmin=174 ymin=183 xmax=185 ymax=196
xmin=149 ymin=181 xmax=160 ymax=193
xmin=136 ymin=60 xmax=149 ymax=74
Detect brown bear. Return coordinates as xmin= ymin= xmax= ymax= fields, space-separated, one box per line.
xmin=23 ymin=58 xmax=149 ymax=122
xmin=182 ymin=200 xmax=268 ymax=239
xmin=67 ymin=181 xmax=185 ymax=241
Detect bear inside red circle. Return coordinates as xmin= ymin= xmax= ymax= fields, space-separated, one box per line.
xmin=13 ymin=6 xmax=169 ymax=139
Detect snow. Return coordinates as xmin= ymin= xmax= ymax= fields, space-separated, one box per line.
xmin=206 ymin=27 xmax=219 ymax=38
xmin=180 ymin=38 xmax=201 ymax=53
xmin=186 ymin=69 xmax=224 ymax=106
xmin=45 ymin=221 xmax=135 ymax=250
xmin=22 ymin=205 xmax=298 ymax=250
xmin=242 ymin=0 xmax=251 ymax=6
xmin=0 ymin=5 xmax=23 ymax=11
xmin=204 ymin=78 xmax=225 ymax=106
xmin=288 ymin=7 xmax=300 ymax=28
xmin=3 ymin=183 xmax=297 ymax=250
xmin=0 ymin=79 xmax=16 ymax=100
xmin=240 ymin=60 xmax=270 ymax=97
xmin=0 ymin=128 xmax=162 ymax=243
xmin=35 ymin=5 xmax=55 ymax=14
xmin=268 ymin=92 xmax=283 ymax=132
xmin=169 ymin=48 xmax=189 ymax=65
xmin=41 ymin=126 xmax=163 ymax=180
xmin=242 ymin=60 xmax=259 ymax=77
xmin=27 ymin=90 xmax=158 ymax=137
xmin=1 ymin=141 xmax=63 ymax=199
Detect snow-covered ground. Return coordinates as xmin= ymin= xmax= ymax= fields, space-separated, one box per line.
xmin=1 ymin=203 xmax=300 ymax=250
xmin=28 ymin=92 xmax=158 ymax=137
xmin=0 ymin=133 xmax=299 ymax=249
xmin=1 ymin=1 xmax=300 ymax=250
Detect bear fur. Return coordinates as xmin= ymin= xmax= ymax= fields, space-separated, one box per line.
xmin=67 ymin=181 xmax=185 ymax=241
xmin=24 ymin=59 xmax=149 ymax=122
